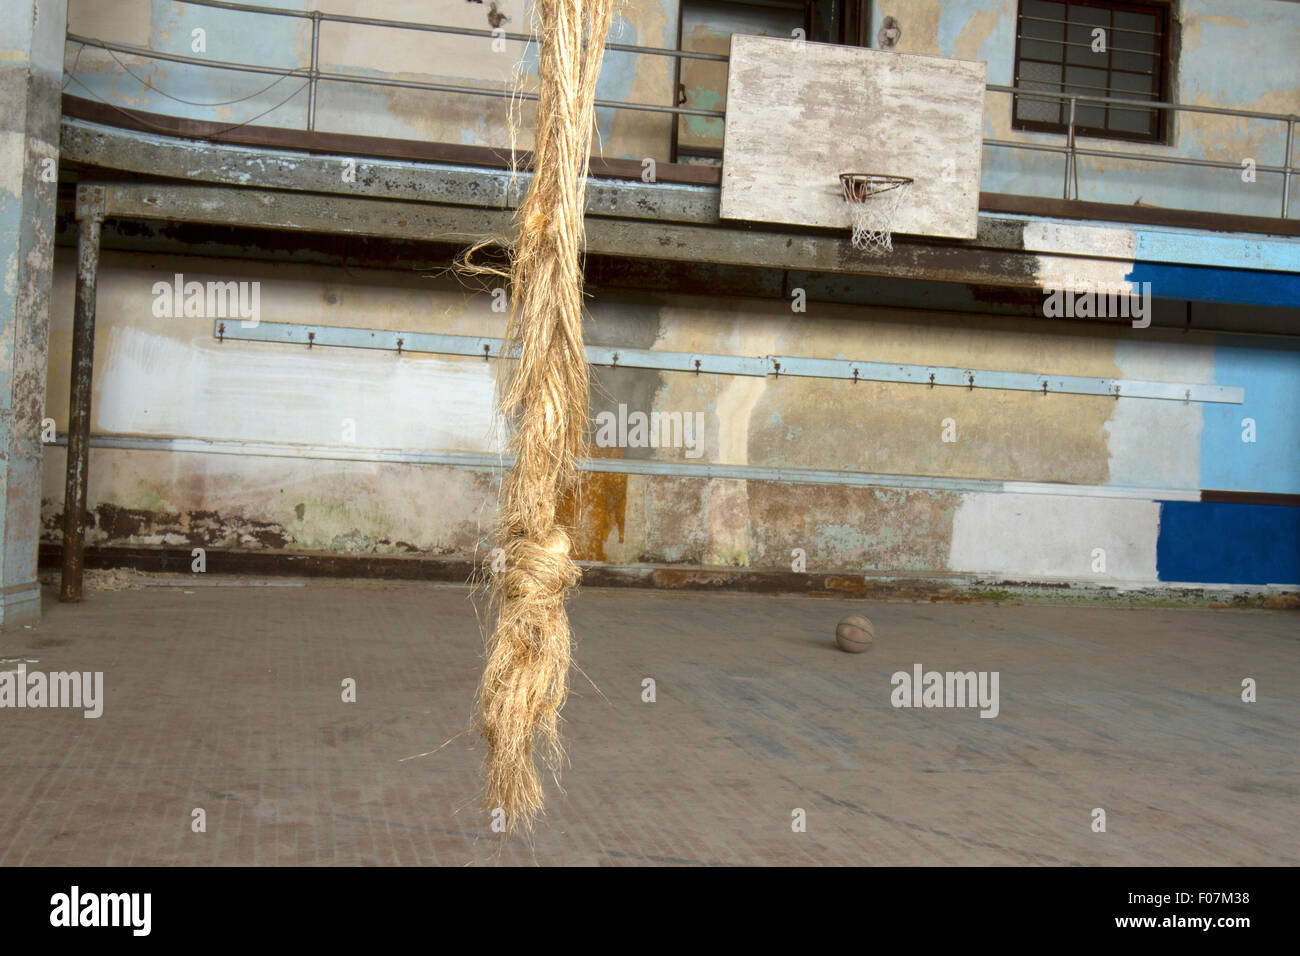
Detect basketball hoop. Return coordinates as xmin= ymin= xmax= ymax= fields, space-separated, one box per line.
xmin=839 ymin=172 xmax=912 ymax=255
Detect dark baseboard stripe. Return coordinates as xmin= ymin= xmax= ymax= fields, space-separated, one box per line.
xmin=1200 ymin=489 xmax=1300 ymax=506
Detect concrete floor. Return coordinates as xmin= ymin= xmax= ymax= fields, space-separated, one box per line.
xmin=1 ymin=579 xmax=1296 ymax=865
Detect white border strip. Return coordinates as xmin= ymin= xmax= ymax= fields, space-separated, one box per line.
xmin=53 ymin=434 xmax=1203 ymax=502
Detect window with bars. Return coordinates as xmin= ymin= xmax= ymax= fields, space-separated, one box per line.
xmin=1013 ymin=0 xmax=1171 ymax=143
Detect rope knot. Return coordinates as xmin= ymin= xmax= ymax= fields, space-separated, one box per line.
xmin=501 ymin=529 xmax=579 ymax=603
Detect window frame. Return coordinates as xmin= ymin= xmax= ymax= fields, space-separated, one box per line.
xmin=671 ymin=0 xmax=845 ymax=164
xmin=1011 ymin=0 xmax=1174 ymax=145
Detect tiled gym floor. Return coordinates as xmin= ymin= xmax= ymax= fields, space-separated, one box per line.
xmin=2 ymin=579 xmax=1296 ymax=865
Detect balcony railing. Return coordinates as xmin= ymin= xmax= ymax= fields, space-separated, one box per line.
xmin=65 ymin=0 xmax=1298 ymax=219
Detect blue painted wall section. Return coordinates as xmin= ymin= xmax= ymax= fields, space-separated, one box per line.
xmin=1157 ymin=501 xmax=1299 ymax=585
xmin=1200 ymin=335 xmax=1300 ymax=496
xmin=1131 ymin=228 xmax=1300 ymax=274
xmin=1125 ymin=263 xmax=1300 ymax=308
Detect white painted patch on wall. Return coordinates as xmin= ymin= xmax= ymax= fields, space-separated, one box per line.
xmin=1026 ymin=221 xmax=1139 ymax=298
xmin=1104 ymin=338 xmax=1213 ymax=490
xmin=948 ymin=492 xmax=1159 ymax=582
xmin=1033 ymin=253 xmax=1141 ymax=296
xmin=94 ymin=325 xmax=505 ymax=453
xmin=1019 ymin=221 xmax=1137 ymax=260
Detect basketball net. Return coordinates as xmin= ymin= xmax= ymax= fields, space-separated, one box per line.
xmin=841 ymin=173 xmax=912 ymax=255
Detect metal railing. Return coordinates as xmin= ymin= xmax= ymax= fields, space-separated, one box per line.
xmin=986 ymin=85 xmax=1297 ymax=216
xmin=76 ymin=0 xmax=730 ymax=128
xmin=64 ymin=0 xmax=1298 ymax=219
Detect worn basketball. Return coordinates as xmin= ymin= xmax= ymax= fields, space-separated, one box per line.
xmin=835 ymin=614 xmax=874 ymax=653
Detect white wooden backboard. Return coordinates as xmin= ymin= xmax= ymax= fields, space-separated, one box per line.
xmin=720 ymin=35 xmax=987 ymax=240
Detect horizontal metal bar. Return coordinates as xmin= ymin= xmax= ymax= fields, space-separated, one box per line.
xmin=216 ymin=321 xmax=1243 ymax=404
xmin=68 ymin=33 xmax=305 ymax=79
xmin=47 ymin=433 xmax=1203 ymax=502
xmin=309 ymin=72 xmax=725 ymax=118
xmin=61 ymin=119 xmax=720 ymax=223
xmin=1015 ymin=70 xmax=1157 ymax=92
xmin=165 ymin=0 xmax=317 ymax=21
xmin=225 ymin=322 xmax=508 ymax=360
xmin=987 ymin=84 xmax=1298 ymax=122
xmin=171 ymin=0 xmax=730 ymax=61
xmin=1072 ymin=147 xmax=1291 ymax=174
xmin=985 ymin=138 xmax=1079 ymax=154
xmin=95 ymin=181 xmax=1275 ymax=294
xmin=773 ymin=355 xmax=1242 ymax=403
xmin=586 ymin=343 xmax=770 ymax=377
xmin=86 ymin=181 xmax=953 ymax=283
xmin=67 ymin=36 xmax=726 ymax=119
xmin=1017 ymin=36 xmax=1161 ymax=57
xmin=1019 ymin=15 xmax=1165 ymax=38
xmin=984 ymin=138 xmax=1295 ymax=174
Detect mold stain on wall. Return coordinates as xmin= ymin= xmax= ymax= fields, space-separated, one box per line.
xmin=748 ymin=482 xmax=962 ymax=572
xmin=556 ymin=454 xmax=629 ymax=563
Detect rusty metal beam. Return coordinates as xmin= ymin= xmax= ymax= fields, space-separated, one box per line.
xmin=63 ymin=119 xmax=1300 ymax=275
xmin=60 ymin=184 xmax=106 ymax=603
xmin=62 ymin=118 xmax=718 ymax=225
xmin=96 ymin=181 xmax=1061 ymax=288
xmin=53 ymin=211 xmax=1294 ymax=334
xmin=59 ymin=117 xmax=1031 ymax=253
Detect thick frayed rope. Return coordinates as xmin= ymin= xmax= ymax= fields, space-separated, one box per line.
xmin=477 ymin=0 xmax=615 ymax=833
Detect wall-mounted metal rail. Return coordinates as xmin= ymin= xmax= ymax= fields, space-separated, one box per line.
xmin=216 ymin=320 xmax=1245 ymax=405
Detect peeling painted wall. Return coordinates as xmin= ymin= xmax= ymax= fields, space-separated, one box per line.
xmin=41 ymin=2 xmax=1299 ymax=587
xmin=39 ymin=247 xmax=1295 ymax=584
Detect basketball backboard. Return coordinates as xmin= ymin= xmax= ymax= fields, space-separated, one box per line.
xmin=720 ymin=35 xmax=988 ymax=241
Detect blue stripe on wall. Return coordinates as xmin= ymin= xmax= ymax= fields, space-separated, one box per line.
xmin=1157 ymin=501 xmax=1300 ymax=585
xmin=1125 ymin=262 xmax=1300 ymax=307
